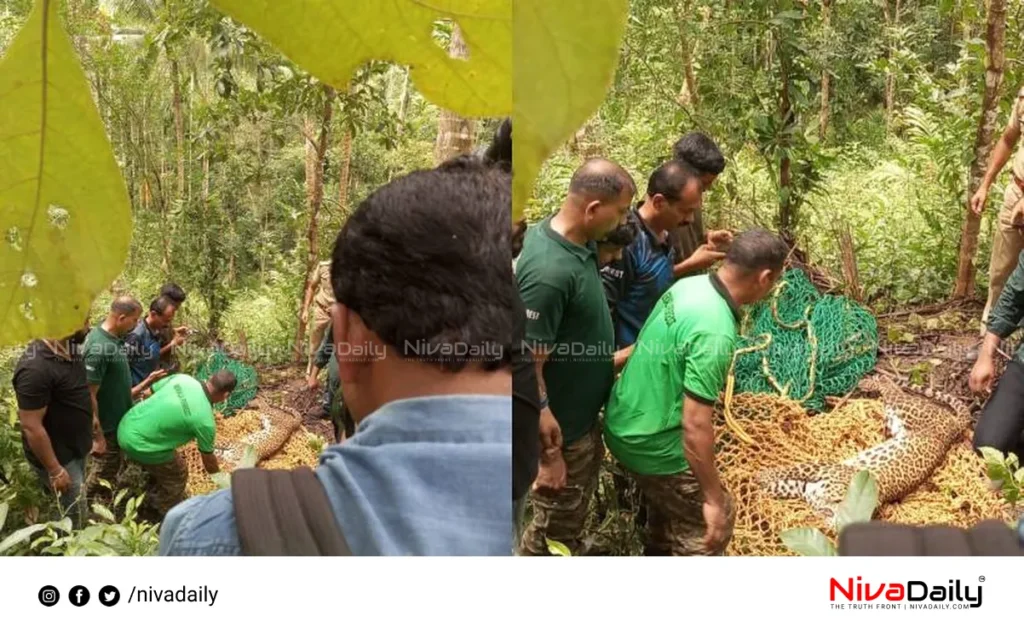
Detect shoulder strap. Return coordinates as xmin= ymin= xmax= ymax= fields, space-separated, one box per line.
xmin=232 ymin=467 xmax=352 ymax=556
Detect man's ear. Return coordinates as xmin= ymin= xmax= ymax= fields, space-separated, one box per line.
xmin=333 ymin=303 xmax=368 ymax=384
xmin=584 ymin=199 xmax=602 ymax=219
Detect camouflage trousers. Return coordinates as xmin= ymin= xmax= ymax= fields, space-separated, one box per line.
xmin=86 ymin=431 xmax=124 ymax=507
xmin=518 ymin=424 xmax=604 ymax=556
xmin=628 ymin=469 xmax=736 ymax=556
xmin=140 ymin=451 xmax=188 ymax=518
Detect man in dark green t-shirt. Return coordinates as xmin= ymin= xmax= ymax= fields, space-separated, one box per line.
xmin=515 ymin=157 xmax=636 ymax=556
xmin=119 ymin=370 xmax=235 ymax=516
xmin=83 ymin=296 xmax=166 ymax=504
xmin=604 ymin=229 xmax=787 ymax=556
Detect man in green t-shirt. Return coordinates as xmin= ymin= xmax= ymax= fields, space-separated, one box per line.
xmin=118 ymin=370 xmax=236 ymax=516
xmin=83 ymin=296 xmax=166 ymax=504
xmin=515 ymin=157 xmax=636 ymax=556
xmin=604 ymin=229 xmax=788 ymax=556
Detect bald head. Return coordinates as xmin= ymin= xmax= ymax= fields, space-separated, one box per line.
xmin=568 ymin=158 xmax=636 ymax=203
xmin=107 ymin=295 xmax=143 ymax=337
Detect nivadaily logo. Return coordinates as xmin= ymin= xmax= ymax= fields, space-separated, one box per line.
xmin=829 ymin=576 xmax=984 ymax=610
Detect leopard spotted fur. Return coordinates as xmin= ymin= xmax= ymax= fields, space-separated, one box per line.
xmin=754 ymin=373 xmax=973 ymax=528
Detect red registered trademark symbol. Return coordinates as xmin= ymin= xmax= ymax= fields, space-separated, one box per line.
xmin=979 ymin=576 xmax=986 ymax=583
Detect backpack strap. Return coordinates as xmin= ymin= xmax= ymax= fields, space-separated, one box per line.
xmin=231 ymin=466 xmax=352 ymax=556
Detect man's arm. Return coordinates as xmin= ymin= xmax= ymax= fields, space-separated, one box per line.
xmin=972 ymin=109 xmax=1022 ymax=214
xmin=971 ymin=251 xmax=1024 ymax=393
xmin=200 ymin=451 xmax=220 ymax=474
xmin=19 ymin=407 xmax=61 ymax=474
xmin=131 ymin=369 xmax=167 ymax=400
xmin=533 ymin=347 xmax=567 ymax=492
xmin=87 ymin=383 xmax=105 ymax=453
xmin=673 ymin=244 xmax=727 ymax=278
xmin=682 ymin=396 xmax=726 ymax=506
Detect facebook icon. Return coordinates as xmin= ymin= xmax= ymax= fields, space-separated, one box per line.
xmin=69 ymin=585 xmax=90 ymax=607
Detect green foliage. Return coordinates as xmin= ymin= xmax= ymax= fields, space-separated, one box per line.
xmin=978 ymin=447 xmax=1023 ymax=508
xmin=0 ymin=0 xmax=132 ymax=345
xmin=513 ymin=0 xmax=630 ymax=220
xmin=780 ymin=470 xmax=879 ymax=556
xmin=0 ymin=489 xmax=159 ymax=556
xmin=546 ymin=538 xmax=572 ymax=557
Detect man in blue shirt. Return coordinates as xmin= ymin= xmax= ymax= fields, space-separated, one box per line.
xmin=159 ymin=154 xmax=514 ymax=556
xmin=125 ymin=295 xmax=184 ymax=388
xmin=601 ymin=159 xmax=705 ymax=351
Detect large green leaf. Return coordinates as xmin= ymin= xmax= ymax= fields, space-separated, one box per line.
xmin=0 ymin=502 xmax=8 ymax=534
xmin=0 ymin=0 xmax=132 ymax=345
xmin=780 ymin=527 xmax=837 ymax=556
xmin=513 ymin=0 xmax=629 ymax=221
xmin=834 ymin=470 xmax=879 ymax=532
xmin=208 ymin=0 xmax=510 ymax=119
xmin=0 ymin=523 xmax=47 ymax=555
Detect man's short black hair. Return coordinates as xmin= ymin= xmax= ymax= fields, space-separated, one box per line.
xmin=568 ymin=158 xmax=636 ymax=203
xmin=647 ymin=159 xmax=702 ymax=203
xmin=331 ymin=159 xmax=516 ymax=371
xmin=726 ymin=228 xmax=788 ymax=275
xmin=150 ymin=294 xmax=175 ymax=316
xmin=673 ymin=131 xmax=726 ymax=176
xmin=210 ymin=369 xmax=237 ymax=393
xmin=160 ymin=282 xmax=186 ymax=306
xmin=111 ymin=296 xmax=142 ymax=316
xmin=597 ymin=220 xmax=638 ymax=248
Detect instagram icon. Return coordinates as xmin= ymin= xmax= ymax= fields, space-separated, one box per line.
xmin=38 ymin=585 xmax=59 ymax=607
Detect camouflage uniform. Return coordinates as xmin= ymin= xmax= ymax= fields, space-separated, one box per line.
xmin=86 ymin=431 xmax=124 ymax=506
xmin=518 ymin=423 xmax=604 ymax=556
xmin=628 ymin=468 xmax=736 ymax=556
xmin=141 ymin=450 xmax=188 ymax=517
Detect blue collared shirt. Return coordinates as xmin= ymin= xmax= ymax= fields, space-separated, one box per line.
xmin=125 ymin=320 xmax=162 ymax=387
xmin=158 ymin=394 xmax=512 ymax=556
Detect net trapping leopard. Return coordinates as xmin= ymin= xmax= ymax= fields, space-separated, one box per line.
xmin=183 ymin=398 xmax=322 ymax=497
xmin=714 ymin=392 xmax=1013 ymax=556
xmin=195 ymin=350 xmax=259 ymax=416
xmin=731 ymin=269 xmax=878 ymax=411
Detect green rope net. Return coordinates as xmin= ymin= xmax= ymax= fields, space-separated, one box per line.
xmin=731 ymin=269 xmax=878 ymax=411
xmin=195 ymin=349 xmax=259 ymax=416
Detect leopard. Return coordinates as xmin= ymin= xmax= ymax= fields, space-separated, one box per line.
xmin=754 ymin=372 xmax=973 ymax=529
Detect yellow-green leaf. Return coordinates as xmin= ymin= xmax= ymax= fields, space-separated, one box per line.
xmin=209 ymin=0 xmax=510 ymax=119
xmin=513 ymin=0 xmax=629 ymax=221
xmin=0 ymin=0 xmax=132 ymax=346
xmin=545 ymin=537 xmax=571 ymax=556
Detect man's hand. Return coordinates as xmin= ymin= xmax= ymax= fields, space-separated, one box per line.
xmin=688 ymin=244 xmax=727 ymax=270
xmin=306 ymin=374 xmax=319 ymax=391
xmin=144 ymin=368 xmax=168 ymax=386
xmin=702 ymin=498 xmax=731 ymax=553
xmin=91 ymin=430 xmax=107 ymax=456
xmin=969 ymin=354 xmax=996 ymax=394
xmin=706 ymin=229 xmax=733 ymax=251
xmin=971 ymin=185 xmax=990 ymax=217
xmin=174 ymin=326 xmax=189 ymax=335
xmin=533 ymin=450 xmax=568 ymax=495
xmin=48 ymin=467 xmax=71 ymax=494
xmin=534 ymin=408 xmax=567 ymax=494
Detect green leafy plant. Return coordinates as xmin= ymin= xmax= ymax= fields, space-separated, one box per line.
xmin=546 ymin=538 xmax=571 ymax=557
xmin=780 ymin=470 xmax=880 ymax=556
xmin=0 ymin=487 xmax=159 ymax=556
xmin=978 ymin=447 xmax=1023 ymax=508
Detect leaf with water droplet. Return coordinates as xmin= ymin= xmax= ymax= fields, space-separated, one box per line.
xmin=0 ymin=0 xmax=131 ymax=345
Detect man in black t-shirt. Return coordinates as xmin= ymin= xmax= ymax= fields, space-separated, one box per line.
xmin=12 ymin=322 xmax=93 ymax=528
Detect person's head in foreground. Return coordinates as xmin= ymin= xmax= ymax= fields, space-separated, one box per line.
xmin=717 ymin=228 xmax=788 ymax=305
xmin=597 ymin=220 xmax=639 ymax=267
xmin=329 ymin=156 xmax=517 ymax=425
xmin=673 ymin=131 xmax=725 ymax=190
xmin=564 ymin=157 xmax=636 ymax=241
xmin=204 ymin=370 xmax=236 ymax=404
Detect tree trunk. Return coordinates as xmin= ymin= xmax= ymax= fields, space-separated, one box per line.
xmin=338 ymin=127 xmax=352 ymax=214
xmin=954 ymin=0 xmax=1008 ymax=298
xmin=434 ymin=25 xmax=476 ymax=163
xmin=675 ymin=1 xmax=698 ymax=107
xmin=777 ymin=45 xmax=795 ymax=245
xmin=883 ymin=0 xmax=901 ymax=128
xmin=171 ymin=56 xmax=185 ymax=203
xmin=819 ymin=0 xmax=832 ymax=139
xmin=294 ymin=87 xmax=335 ymax=362
xmin=398 ymin=68 xmax=411 ymax=124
